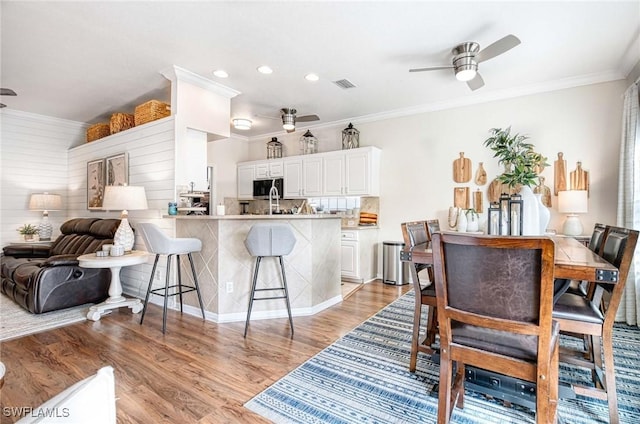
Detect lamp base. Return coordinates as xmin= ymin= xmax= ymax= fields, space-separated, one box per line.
xmin=38 ymin=214 xmax=53 ymax=241
xmin=114 ymin=217 xmax=135 ymax=252
xmin=562 ymin=214 xmax=583 ymax=236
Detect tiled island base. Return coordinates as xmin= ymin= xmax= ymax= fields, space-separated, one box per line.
xmin=172 ymin=215 xmax=342 ymax=323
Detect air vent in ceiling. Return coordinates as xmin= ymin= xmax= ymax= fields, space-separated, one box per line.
xmin=333 ymin=79 xmax=356 ymax=89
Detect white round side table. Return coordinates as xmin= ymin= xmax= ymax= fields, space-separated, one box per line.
xmin=78 ymin=250 xmax=149 ymax=321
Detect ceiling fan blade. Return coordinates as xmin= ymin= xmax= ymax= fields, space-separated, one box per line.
xmin=296 ymin=114 xmax=320 ymax=123
xmin=476 ymin=34 xmax=521 ymax=63
xmin=0 ymin=103 xmax=6 ymax=108
xmin=467 ymin=73 xmax=485 ymax=91
xmin=409 ymin=66 xmax=454 ymax=73
xmin=0 ymin=88 xmax=17 ymax=96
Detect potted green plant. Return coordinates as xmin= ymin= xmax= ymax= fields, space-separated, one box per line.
xmin=483 ymin=126 xmax=548 ymax=188
xmin=483 ymin=127 xmax=550 ymax=235
xmin=17 ymin=224 xmax=39 ymax=241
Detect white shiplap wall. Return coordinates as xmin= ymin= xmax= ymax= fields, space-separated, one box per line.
xmin=0 ymin=110 xmax=85 ymax=245
xmin=67 ymin=116 xmax=178 ymax=297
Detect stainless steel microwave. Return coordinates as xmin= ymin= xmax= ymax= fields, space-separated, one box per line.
xmin=253 ymin=178 xmax=283 ymax=199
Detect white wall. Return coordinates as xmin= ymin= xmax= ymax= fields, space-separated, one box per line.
xmin=207 ymin=136 xmax=250 ymax=201
xmin=244 ymin=81 xmax=627 ymax=276
xmin=0 ymin=110 xmax=85 ymax=245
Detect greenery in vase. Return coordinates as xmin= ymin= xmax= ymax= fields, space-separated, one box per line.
xmin=17 ymin=224 xmax=39 ymax=235
xmin=483 ymin=126 xmax=549 ymax=188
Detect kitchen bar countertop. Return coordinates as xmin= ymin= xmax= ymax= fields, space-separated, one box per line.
xmin=164 ymin=214 xmax=341 ymax=220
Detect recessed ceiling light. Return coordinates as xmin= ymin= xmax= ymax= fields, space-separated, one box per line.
xmin=213 ymin=69 xmax=229 ymax=78
xmin=257 ymin=65 xmax=273 ymax=74
xmin=232 ymin=118 xmax=252 ymax=130
xmin=305 ymin=73 xmax=319 ymax=82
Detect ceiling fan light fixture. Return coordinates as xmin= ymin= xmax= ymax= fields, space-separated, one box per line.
xmin=282 ymin=114 xmax=295 ymax=131
xmin=233 ymin=118 xmax=252 ymax=130
xmin=455 ymin=66 xmax=477 ymax=82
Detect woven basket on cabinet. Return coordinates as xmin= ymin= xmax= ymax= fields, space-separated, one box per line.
xmin=134 ymin=100 xmax=171 ymax=126
xmin=110 ymin=113 xmax=135 ymax=134
xmin=86 ymin=123 xmax=110 ymax=142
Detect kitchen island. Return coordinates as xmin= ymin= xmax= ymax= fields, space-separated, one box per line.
xmin=167 ymin=214 xmax=342 ymax=323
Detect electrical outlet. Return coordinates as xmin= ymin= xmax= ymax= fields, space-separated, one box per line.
xmin=226 ymin=281 xmax=234 ymax=293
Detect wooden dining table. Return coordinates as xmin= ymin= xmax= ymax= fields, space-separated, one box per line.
xmin=400 ymin=234 xmax=619 ymax=283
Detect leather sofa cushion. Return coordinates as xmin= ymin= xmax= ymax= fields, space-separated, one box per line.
xmin=50 ymin=219 xmax=120 ymax=257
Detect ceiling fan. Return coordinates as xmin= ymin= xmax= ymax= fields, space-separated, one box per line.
xmin=0 ymin=88 xmax=17 ymax=108
xmin=409 ymin=34 xmax=521 ymax=91
xmin=280 ymin=108 xmax=320 ymax=133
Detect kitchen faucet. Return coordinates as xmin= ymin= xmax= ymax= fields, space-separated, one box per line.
xmin=268 ymin=180 xmax=279 ymax=215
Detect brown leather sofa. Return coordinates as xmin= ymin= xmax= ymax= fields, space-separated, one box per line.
xmin=1 ymin=218 xmax=121 ymax=314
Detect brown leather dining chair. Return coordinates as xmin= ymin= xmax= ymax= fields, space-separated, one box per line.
xmin=432 ymin=232 xmax=559 ymax=424
xmin=401 ymin=220 xmax=438 ymax=372
xmin=553 ymin=225 xmax=639 ymax=424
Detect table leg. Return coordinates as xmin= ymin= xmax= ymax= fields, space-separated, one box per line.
xmin=87 ymin=265 xmax=143 ymax=321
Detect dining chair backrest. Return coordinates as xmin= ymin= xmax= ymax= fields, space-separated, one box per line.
xmin=432 ymin=232 xmax=558 ymax=423
xmin=402 ymin=221 xmax=429 ymax=247
xmin=596 ymin=226 xmax=638 ymax=307
xmin=589 ymin=223 xmax=608 ymax=254
xmin=425 ymin=219 xmax=441 ymax=239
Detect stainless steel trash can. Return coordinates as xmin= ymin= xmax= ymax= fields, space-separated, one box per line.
xmin=382 ymin=241 xmax=409 ymax=285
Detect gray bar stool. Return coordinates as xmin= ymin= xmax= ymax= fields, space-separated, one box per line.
xmin=244 ymin=223 xmax=296 ymax=338
xmin=138 ymin=223 xmax=205 ymax=334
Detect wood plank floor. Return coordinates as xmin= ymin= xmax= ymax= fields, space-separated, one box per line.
xmin=0 ymin=281 xmax=409 ymax=423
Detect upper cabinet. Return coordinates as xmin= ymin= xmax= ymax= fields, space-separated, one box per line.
xmin=238 ymin=146 xmax=380 ymax=199
xmin=323 ymin=147 xmax=380 ymax=196
xmin=255 ymin=160 xmax=284 ymax=179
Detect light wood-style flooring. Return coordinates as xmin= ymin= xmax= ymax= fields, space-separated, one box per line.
xmin=0 ymin=281 xmax=409 ymax=423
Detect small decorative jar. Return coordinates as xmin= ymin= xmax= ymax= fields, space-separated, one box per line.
xmin=341 ymin=123 xmax=360 ymax=150
xmin=267 ymin=137 xmax=283 ymax=159
xmin=299 ymin=130 xmax=318 ymax=155
xmin=168 ymin=202 xmax=178 ymax=215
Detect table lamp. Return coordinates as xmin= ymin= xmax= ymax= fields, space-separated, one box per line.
xmin=102 ymin=185 xmax=148 ymax=252
xmin=29 ymin=193 xmax=62 ymax=241
xmin=557 ymin=190 xmax=588 ymax=236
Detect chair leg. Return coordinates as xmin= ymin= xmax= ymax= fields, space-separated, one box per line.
xmin=438 ymin=348 xmax=454 ymax=424
xmin=244 ymin=256 xmax=262 ymax=338
xmin=176 ymin=254 xmax=184 ymax=314
xmin=278 ymin=256 xmax=294 ymax=338
xmin=602 ymin=330 xmax=619 ymax=424
xmin=188 ymin=253 xmax=206 ymax=320
xmin=425 ymin=305 xmax=438 ymax=346
xmin=162 ymin=255 xmax=172 ymax=334
xmin=409 ymin=297 xmax=422 ymax=372
xmin=140 ymin=254 xmax=160 ymax=325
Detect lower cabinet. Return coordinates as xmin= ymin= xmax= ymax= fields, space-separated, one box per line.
xmin=341 ymin=228 xmax=378 ymax=283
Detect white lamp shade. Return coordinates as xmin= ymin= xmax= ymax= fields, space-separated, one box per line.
xmin=29 ymin=193 xmax=62 ymax=211
xmin=102 ymin=186 xmax=148 ymax=211
xmin=557 ymin=190 xmax=588 ymax=214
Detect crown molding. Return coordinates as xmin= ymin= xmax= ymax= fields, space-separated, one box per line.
xmin=0 ymin=108 xmax=87 ymax=129
xmin=160 ymin=65 xmax=240 ymax=99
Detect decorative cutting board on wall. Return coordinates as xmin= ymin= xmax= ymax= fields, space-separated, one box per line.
xmin=454 ymin=187 xmax=470 ymax=209
xmin=453 ymin=152 xmax=472 ymax=183
xmin=554 ymin=152 xmax=567 ymax=196
xmin=474 ymin=162 xmax=487 ymax=185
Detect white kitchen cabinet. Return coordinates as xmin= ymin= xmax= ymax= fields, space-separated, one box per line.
xmin=283 ymin=156 xmax=322 ymax=198
xmin=341 ymin=228 xmax=378 ymax=283
xmin=341 ymin=230 xmax=359 ymax=280
xmin=255 ymin=160 xmax=283 ymax=179
xmin=238 ymin=146 xmax=380 ymax=199
xmin=237 ymin=164 xmax=255 ymax=200
xmin=323 ymin=147 xmax=380 ymax=196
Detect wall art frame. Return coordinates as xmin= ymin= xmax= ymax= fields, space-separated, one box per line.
xmin=106 ymin=152 xmax=128 ymax=186
xmin=87 ymin=159 xmax=105 ymax=210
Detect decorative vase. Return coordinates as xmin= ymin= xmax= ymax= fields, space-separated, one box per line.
xmin=23 ymin=234 xmax=34 ymax=241
xmin=519 ymin=185 xmax=540 ymax=235
xmin=536 ymin=193 xmax=551 ymax=235
xmin=457 ymin=209 xmax=468 ymax=232
xmin=466 ymin=210 xmax=479 ymax=232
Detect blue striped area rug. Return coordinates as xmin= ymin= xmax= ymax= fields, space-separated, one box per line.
xmin=245 ymin=292 xmax=640 ymax=423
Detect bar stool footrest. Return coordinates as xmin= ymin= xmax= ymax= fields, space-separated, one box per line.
xmin=150 ymin=285 xmax=197 ymax=297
